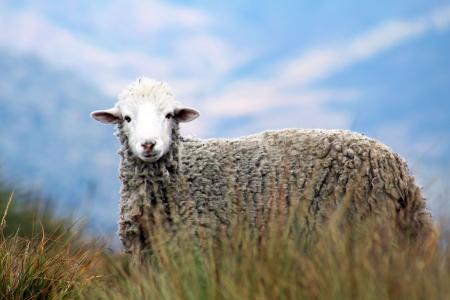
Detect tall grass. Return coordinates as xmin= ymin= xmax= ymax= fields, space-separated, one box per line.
xmin=0 ymin=191 xmax=103 ymax=299
xmin=1 ymin=184 xmax=450 ymax=299
xmin=86 ymin=204 xmax=448 ymax=300
xmin=0 ymin=180 xmax=75 ymax=239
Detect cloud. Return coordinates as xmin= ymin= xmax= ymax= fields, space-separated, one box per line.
xmin=276 ymin=19 xmax=426 ymax=88
xmin=99 ymin=1 xmax=210 ymax=33
xmin=205 ymin=85 xmax=359 ymax=117
xmin=430 ymin=5 xmax=450 ymax=30
xmin=0 ymin=11 xmax=167 ymax=93
xmin=1 ymin=2 xmax=450 ymax=136
xmin=202 ymin=4 xmax=450 ymax=125
xmin=274 ymin=18 xmax=431 ymax=89
xmin=0 ymin=3 xmax=248 ymax=98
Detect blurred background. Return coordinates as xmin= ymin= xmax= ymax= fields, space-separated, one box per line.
xmin=0 ymin=0 xmax=449 ymax=237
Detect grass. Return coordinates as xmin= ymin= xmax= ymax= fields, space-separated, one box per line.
xmin=86 ymin=213 xmax=448 ymax=300
xmin=0 ymin=190 xmax=104 ymax=300
xmin=1 ymin=186 xmax=450 ymax=299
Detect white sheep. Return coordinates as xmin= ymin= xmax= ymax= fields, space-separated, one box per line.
xmin=91 ymin=78 xmax=433 ymax=257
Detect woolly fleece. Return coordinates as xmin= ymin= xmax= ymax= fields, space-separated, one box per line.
xmin=116 ymin=124 xmax=433 ymax=257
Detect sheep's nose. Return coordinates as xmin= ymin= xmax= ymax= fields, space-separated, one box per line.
xmin=141 ymin=141 xmax=155 ymax=152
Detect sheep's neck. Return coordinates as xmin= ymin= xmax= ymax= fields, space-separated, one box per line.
xmin=117 ymin=124 xmax=182 ymax=211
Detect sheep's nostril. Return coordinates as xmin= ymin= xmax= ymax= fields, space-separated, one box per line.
xmin=141 ymin=142 xmax=155 ymax=152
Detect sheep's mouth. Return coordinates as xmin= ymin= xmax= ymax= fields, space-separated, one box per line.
xmin=140 ymin=152 xmax=160 ymax=162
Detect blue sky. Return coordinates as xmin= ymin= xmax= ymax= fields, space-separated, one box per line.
xmin=0 ymin=0 xmax=449 ymax=232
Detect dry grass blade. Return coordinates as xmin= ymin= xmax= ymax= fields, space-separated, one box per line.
xmin=0 ymin=192 xmax=14 ymax=232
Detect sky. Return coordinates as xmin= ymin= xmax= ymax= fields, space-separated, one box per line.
xmin=0 ymin=0 xmax=449 ymax=233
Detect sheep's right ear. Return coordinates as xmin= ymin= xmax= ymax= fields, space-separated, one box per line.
xmin=90 ymin=107 xmax=122 ymax=124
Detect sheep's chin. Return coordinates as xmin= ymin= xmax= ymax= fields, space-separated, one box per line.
xmin=138 ymin=153 xmax=162 ymax=163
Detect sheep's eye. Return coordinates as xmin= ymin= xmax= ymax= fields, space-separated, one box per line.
xmin=124 ymin=116 xmax=131 ymax=123
xmin=165 ymin=113 xmax=174 ymax=119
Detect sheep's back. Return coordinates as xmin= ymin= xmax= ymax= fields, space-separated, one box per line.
xmin=179 ymin=129 xmax=432 ymax=236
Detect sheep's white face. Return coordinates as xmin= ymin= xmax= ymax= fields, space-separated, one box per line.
xmin=91 ymin=79 xmax=199 ymax=163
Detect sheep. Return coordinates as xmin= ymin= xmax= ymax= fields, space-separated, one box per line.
xmin=91 ymin=77 xmax=433 ymax=258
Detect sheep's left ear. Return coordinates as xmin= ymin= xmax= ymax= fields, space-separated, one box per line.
xmin=174 ymin=107 xmax=200 ymax=123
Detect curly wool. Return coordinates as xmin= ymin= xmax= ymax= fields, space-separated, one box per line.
xmin=117 ymin=78 xmax=178 ymax=112
xmin=117 ymin=125 xmax=433 ymax=257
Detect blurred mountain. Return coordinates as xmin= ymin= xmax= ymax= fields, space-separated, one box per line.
xmin=0 ymin=49 xmax=120 ymax=232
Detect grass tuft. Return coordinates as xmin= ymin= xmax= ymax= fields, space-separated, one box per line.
xmin=1 ymin=182 xmax=449 ymax=299
xmin=0 ymin=190 xmax=103 ymax=300
xmin=85 ymin=206 xmax=448 ymax=300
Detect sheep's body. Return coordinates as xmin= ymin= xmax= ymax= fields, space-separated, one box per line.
xmin=117 ymin=126 xmax=432 ymax=256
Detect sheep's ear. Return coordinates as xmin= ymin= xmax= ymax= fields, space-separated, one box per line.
xmin=90 ymin=107 xmax=121 ymax=124
xmin=174 ymin=107 xmax=200 ymax=123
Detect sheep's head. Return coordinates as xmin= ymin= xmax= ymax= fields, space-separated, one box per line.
xmin=91 ymin=78 xmax=199 ymax=162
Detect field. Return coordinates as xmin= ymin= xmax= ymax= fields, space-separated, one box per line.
xmin=1 ymin=181 xmax=449 ymax=300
